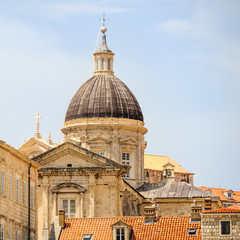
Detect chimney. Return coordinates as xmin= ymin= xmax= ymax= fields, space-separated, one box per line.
xmin=59 ymin=209 xmax=65 ymax=228
xmin=144 ymin=204 xmax=158 ymax=224
xmin=191 ymin=201 xmax=202 ymax=222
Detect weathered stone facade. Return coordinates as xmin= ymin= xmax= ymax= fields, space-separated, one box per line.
xmin=62 ymin=118 xmax=147 ymax=188
xmin=201 ymin=212 xmax=240 ymax=239
xmin=0 ymin=140 xmax=39 ymax=240
xmin=33 ymin=142 xmax=130 ymax=240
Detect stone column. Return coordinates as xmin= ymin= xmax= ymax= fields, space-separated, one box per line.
xmin=79 ymin=193 xmax=84 ymax=217
xmin=88 ymin=175 xmax=95 ymax=217
xmin=53 ymin=193 xmax=57 ymax=216
xmin=42 ymin=180 xmax=49 ymax=239
xmin=110 ymin=184 xmax=116 ymax=216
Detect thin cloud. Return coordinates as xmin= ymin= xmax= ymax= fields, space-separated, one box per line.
xmin=40 ymin=1 xmax=131 ymax=19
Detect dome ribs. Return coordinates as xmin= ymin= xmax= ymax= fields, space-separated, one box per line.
xmin=65 ymin=75 xmax=144 ymax=122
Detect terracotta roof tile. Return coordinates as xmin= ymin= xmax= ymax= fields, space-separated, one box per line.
xmin=60 ymin=216 xmax=201 ymax=240
xmin=203 ymin=205 xmax=240 ymax=214
xmin=198 ymin=186 xmax=240 ymax=202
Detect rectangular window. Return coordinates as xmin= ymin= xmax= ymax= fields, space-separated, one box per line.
xmin=61 ymin=199 xmax=76 ymax=218
xmin=10 ymin=175 xmax=12 ymax=199
xmin=116 ymin=228 xmax=125 ymax=240
xmin=1 ymin=171 xmax=5 ymax=195
xmin=122 ymin=152 xmax=130 ymax=178
xmin=16 ymin=179 xmax=19 ymax=202
xmin=221 ymin=221 xmax=230 ymax=235
xmin=23 ymin=182 xmax=27 ymax=206
xmin=95 ymin=151 xmax=105 ymax=157
xmin=15 ymin=230 xmax=18 ymax=240
xmin=30 ymin=186 xmax=34 ymax=208
xmin=9 ymin=228 xmax=12 ymax=240
xmin=22 ymin=232 xmax=26 ymax=240
xmin=0 ymin=224 xmax=4 ymax=240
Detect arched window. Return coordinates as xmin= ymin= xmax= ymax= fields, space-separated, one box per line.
xmin=96 ymin=59 xmax=99 ymax=71
xmin=101 ymin=58 xmax=105 ymax=70
xmin=108 ymin=58 xmax=111 ymax=70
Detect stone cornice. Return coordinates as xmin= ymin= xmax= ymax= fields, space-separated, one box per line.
xmin=33 ymin=142 xmax=126 ymax=169
xmin=38 ymin=167 xmax=127 ymax=177
xmin=0 ymin=140 xmax=40 ymax=168
xmin=62 ymin=118 xmax=148 ymax=135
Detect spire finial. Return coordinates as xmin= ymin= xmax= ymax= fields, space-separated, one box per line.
xmin=101 ymin=12 xmax=107 ymax=34
xmin=48 ymin=132 xmax=52 ymax=144
xmin=34 ymin=112 xmax=42 ymax=139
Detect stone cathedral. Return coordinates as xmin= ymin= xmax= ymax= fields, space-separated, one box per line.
xmin=19 ymin=23 xmax=148 ymax=239
xmin=0 ymin=20 xmax=221 ymax=240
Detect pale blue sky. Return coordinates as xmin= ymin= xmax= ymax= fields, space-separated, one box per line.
xmin=0 ymin=0 xmax=239 ymax=190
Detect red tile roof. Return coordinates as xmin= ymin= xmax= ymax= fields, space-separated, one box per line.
xmin=198 ymin=186 xmax=240 ymax=202
xmin=60 ymin=216 xmax=201 ymax=240
xmin=203 ymin=205 xmax=240 ymax=214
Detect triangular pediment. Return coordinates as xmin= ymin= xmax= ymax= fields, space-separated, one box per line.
xmin=33 ymin=142 xmax=127 ymax=170
xmin=163 ymin=162 xmax=175 ymax=169
xmin=18 ymin=137 xmax=57 ymax=158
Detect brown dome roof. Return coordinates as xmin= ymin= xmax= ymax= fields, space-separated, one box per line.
xmin=65 ymin=74 xmax=143 ymax=122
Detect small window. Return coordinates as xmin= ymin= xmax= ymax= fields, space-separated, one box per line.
xmin=96 ymin=59 xmax=99 ymax=70
xmin=16 ymin=179 xmax=19 ymax=202
xmin=1 ymin=171 xmax=5 ymax=195
xmin=116 ymin=228 xmax=125 ymax=240
xmin=30 ymin=186 xmax=34 ymax=208
xmin=227 ymin=192 xmax=232 ymax=198
xmin=15 ymin=230 xmax=18 ymax=240
xmin=61 ymin=199 xmax=77 ymax=218
xmin=221 ymin=221 xmax=230 ymax=235
xmin=67 ymin=164 xmax=72 ymax=168
xmin=101 ymin=58 xmax=105 ymax=70
xmin=82 ymin=235 xmax=93 ymax=240
xmin=10 ymin=175 xmax=12 ymax=199
xmin=0 ymin=224 xmax=4 ymax=240
xmin=22 ymin=232 xmax=26 ymax=240
xmin=122 ymin=153 xmax=130 ymax=178
xmin=108 ymin=58 xmax=111 ymax=70
xmin=95 ymin=151 xmax=105 ymax=157
xmin=187 ymin=229 xmax=197 ymax=236
xmin=9 ymin=228 xmax=12 ymax=240
xmin=23 ymin=182 xmax=27 ymax=205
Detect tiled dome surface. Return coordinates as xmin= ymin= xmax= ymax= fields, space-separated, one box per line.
xmin=65 ymin=74 xmax=143 ymax=122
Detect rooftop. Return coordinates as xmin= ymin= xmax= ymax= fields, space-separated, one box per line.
xmin=144 ymin=154 xmax=192 ymax=174
xmin=198 ymin=186 xmax=240 ymax=202
xmin=139 ymin=182 xmax=217 ymax=199
xmin=59 ymin=216 xmax=201 ymax=240
xmin=203 ymin=205 xmax=240 ymax=214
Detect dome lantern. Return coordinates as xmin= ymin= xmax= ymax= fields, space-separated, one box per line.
xmin=93 ymin=22 xmax=114 ymax=75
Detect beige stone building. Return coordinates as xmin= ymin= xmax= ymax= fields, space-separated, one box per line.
xmin=201 ymin=205 xmax=240 ymax=239
xmin=0 ymin=140 xmax=39 ymax=240
xmin=144 ymin=154 xmax=194 ymax=185
xmin=32 ymin=142 xmax=130 ymax=239
xmin=6 ymin=19 xmax=225 ymax=240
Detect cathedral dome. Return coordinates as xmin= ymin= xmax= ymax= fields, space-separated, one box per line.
xmin=65 ymin=22 xmax=143 ymax=123
xmin=65 ymin=74 xmax=143 ymax=122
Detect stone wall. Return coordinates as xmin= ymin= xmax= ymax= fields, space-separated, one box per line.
xmin=144 ymin=169 xmax=193 ymax=185
xmin=201 ymin=213 xmax=240 ymax=239
xmin=0 ymin=142 xmax=38 ymax=240
xmin=37 ymin=169 xmax=124 ymax=240
xmin=61 ymin=118 xmax=147 ymax=188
